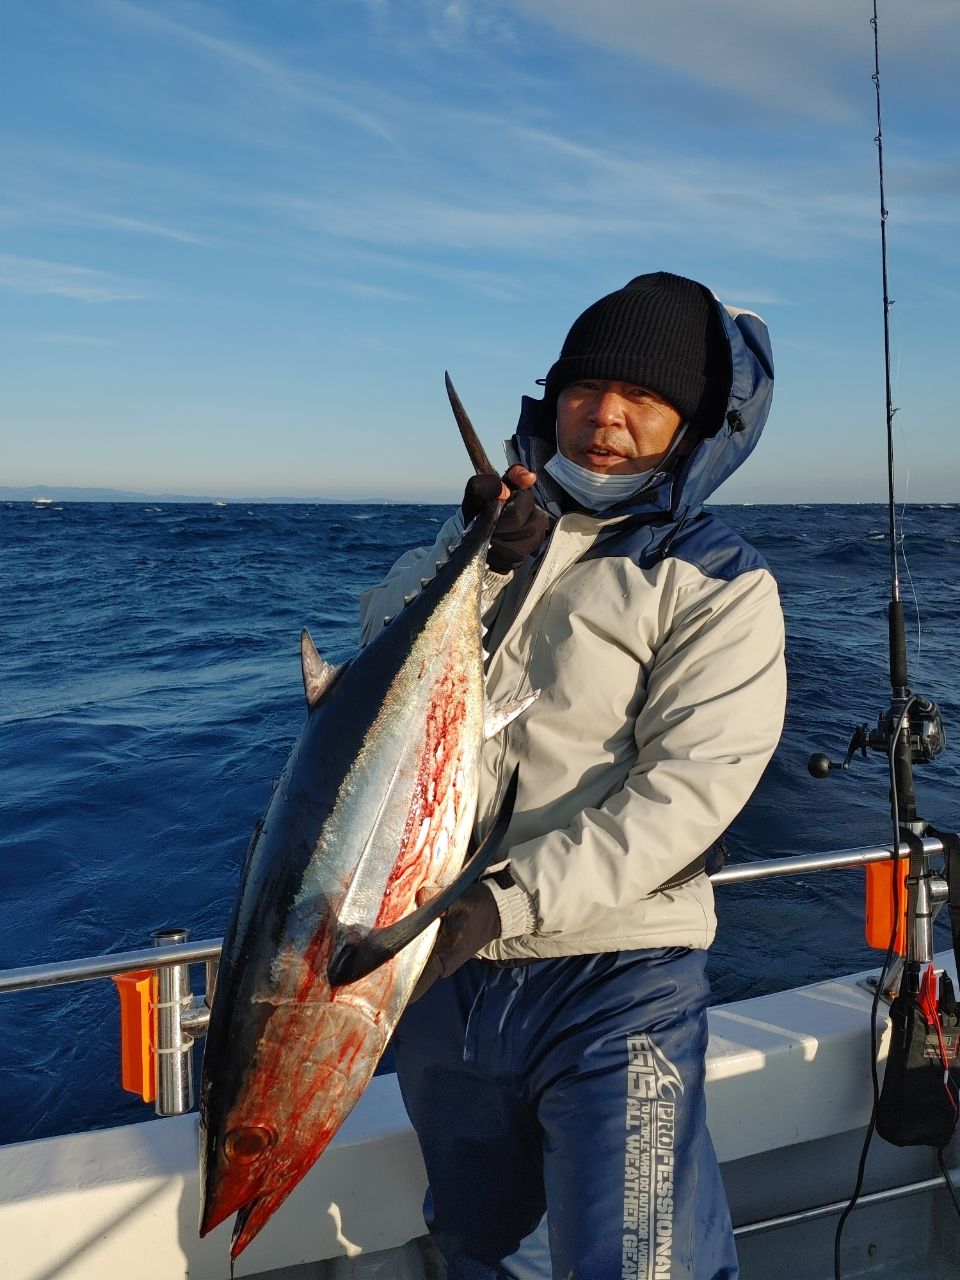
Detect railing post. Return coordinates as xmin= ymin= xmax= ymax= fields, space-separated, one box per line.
xmin=152 ymin=928 xmax=195 ymax=1117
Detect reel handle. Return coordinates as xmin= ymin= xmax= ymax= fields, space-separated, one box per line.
xmin=807 ymin=753 xmax=842 ymax=778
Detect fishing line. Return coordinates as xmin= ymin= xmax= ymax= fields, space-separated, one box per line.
xmin=889 ymin=294 xmax=922 ymax=677
xmin=896 ymin=491 xmax=923 ymax=683
xmin=833 ymin=698 xmax=913 ymax=1280
xmin=894 ymin=458 xmax=923 ymax=683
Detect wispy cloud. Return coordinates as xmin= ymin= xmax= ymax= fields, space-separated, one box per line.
xmin=333 ymin=281 xmax=421 ymax=303
xmin=331 ymin=250 xmax=536 ymax=303
xmin=423 ymin=0 xmax=517 ymax=52
xmin=506 ymin=0 xmax=960 ymax=122
xmin=250 ymin=124 xmax=875 ymax=265
xmin=25 ymin=333 xmax=116 ymax=346
xmin=0 ymin=253 xmax=154 ymax=303
xmin=6 ymin=197 xmax=212 ymax=246
xmin=103 ymin=0 xmax=397 ymax=142
xmin=259 ymin=187 xmax=639 ymax=253
xmin=9 ymin=5 xmax=929 ymax=283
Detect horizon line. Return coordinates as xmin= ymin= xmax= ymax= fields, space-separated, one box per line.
xmin=5 ymin=486 xmax=957 ymax=509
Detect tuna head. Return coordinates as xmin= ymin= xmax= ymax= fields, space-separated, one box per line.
xmin=199 ymin=989 xmax=379 ymax=1258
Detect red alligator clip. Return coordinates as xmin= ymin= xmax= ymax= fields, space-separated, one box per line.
xmin=918 ymin=963 xmax=940 ymax=1027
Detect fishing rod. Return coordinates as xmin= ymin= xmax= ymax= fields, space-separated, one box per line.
xmin=803 ymin=4 xmax=959 ymax=1271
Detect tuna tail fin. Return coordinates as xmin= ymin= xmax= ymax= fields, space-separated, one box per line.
xmin=327 ymin=767 xmax=519 ymax=987
xmin=445 ymin=371 xmax=498 ymax=477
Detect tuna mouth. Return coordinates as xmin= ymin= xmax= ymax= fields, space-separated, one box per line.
xmin=230 ymin=1191 xmax=289 ymax=1260
xmin=199 ymin=1186 xmax=280 ymax=1256
xmin=231 ymin=1202 xmax=256 ymax=1257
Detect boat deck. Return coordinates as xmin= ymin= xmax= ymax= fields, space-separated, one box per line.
xmin=259 ymin=1178 xmax=958 ymax=1280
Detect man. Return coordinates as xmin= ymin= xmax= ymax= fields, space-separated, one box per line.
xmin=358 ymin=272 xmax=786 ymax=1279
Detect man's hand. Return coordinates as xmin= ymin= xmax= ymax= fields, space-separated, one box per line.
xmin=410 ymin=882 xmax=501 ymax=1002
xmin=461 ymin=465 xmax=548 ymax=574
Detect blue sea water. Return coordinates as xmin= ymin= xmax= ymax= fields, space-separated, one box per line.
xmin=1 ymin=500 xmax=959 ymax=1145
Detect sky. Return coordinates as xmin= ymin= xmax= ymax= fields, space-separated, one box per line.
xmin=1 ymin=0 xmax=958 ymax=503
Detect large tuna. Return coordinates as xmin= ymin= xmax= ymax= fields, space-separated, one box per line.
xmin=198 ymin=456 xmax=532 ymax=1261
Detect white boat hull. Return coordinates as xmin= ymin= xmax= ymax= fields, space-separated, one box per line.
xmin=1 ymin=955 xmax=957 ymax=1279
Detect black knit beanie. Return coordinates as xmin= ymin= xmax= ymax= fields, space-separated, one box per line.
xmin=543 ymin=272 xmax=731 ymax=433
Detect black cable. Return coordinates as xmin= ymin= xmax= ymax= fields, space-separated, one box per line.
xmin=833 ymin=699 xmax=914 ymax=1280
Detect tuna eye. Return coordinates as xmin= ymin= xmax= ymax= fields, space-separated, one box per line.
xmin=224 ymin=1125 xmax=276 ymax=1163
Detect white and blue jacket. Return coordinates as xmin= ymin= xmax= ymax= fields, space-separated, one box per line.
xmin=360 ymin=303 xmax=786 ymax=958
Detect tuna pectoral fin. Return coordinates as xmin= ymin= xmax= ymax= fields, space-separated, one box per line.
xmin=484 ymin=690 xmax=539 ymax=740
xmin=327 ymin=767 xmax=520 ymax=987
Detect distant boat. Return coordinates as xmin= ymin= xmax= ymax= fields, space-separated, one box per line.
xmin=213 ymin=500 xmax=228 ymax=507
xmin=33 ymin=496 xmax=53 ymax=505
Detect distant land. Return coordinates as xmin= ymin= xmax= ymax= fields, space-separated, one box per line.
xmin=0 ymin=485 xmax=427 ymax=505
xmin=5 ymin=485 xmax=950 ymax=507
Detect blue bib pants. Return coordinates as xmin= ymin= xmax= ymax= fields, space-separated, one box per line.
xmin=392 ymin=948 xmax=737 ymax=1280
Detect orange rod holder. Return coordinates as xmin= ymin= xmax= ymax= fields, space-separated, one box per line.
xmin=865 ymin=859 xmax=909 ymax=956
xmin=113 ymin=929 xmax=210 ymax=1115
xmin=112 ymin=970 xmax=156 ymax=1104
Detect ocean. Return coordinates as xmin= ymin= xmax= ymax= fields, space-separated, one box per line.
xmin=2 ymin=500 xmax=958 ymax=1145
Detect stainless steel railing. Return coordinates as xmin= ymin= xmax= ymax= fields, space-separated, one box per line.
xmin=0 ymin=935 xmax=222 ymax=993
xmin=0 ymin=835 xmax=946 ymax=1116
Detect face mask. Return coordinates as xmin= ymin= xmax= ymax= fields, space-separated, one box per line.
xmin=544 ymin=452 xmax=653 ymax=510
xmin=544 ymin=423 xmax=689 ymax=511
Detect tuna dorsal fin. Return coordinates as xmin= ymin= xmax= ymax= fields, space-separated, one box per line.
xmin=300 ymin=629 xmax=341 ymax=709
xmin=484 ymin=690 xmax=539 ymax=740
xmin=327 ymin=767 xmax=520 ymax=987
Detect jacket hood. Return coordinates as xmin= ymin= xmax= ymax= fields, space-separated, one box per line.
xmin=510 ymin=298 xmax=774 ymax=523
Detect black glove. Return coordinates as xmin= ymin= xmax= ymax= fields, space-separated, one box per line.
xmin=411 ymin=882 xmax=501 ymax=1001
xmin=461 ymin=473 xmax=549 ymax=574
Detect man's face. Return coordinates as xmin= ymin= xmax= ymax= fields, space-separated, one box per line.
xmin=555 ymin=379 xmax=683 ymax=475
